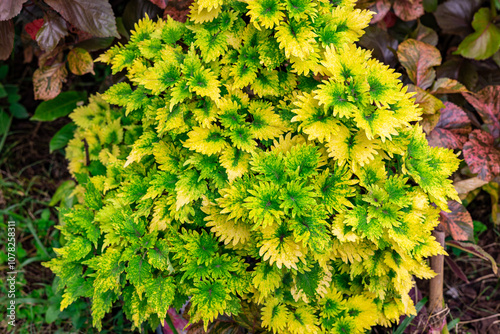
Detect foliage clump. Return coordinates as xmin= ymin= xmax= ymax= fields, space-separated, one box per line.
xmin=45 ymin=0 xmax=460 ymax=332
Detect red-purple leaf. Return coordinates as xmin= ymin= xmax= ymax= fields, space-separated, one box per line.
xmin=440 ymin=200 xmax=474 ymax=242
xmin=463 ymin=130 xmax=500 ymax=181
xmin=397 ymin=39 xmax=442 ymax=90
xmin=393 ymin=0 xmax=424 ymax=22
xmin=44 ymin=0 xmax=119 ymax=38
xmin=369 ymin=0 xmax=391 ymax=24
xmin=446 ymin=240 xmax=499 ymax=275
xmin=25 ymin=19 xmax=45 ymax=40
xmin=412 ymin=21 xmax=438 ymax=46
xmin=0 ymin=20 xmax=14 ymax=61
xmin=434 ymin=0 xmax=482 ymax=37
xmin=36 ymin=14 xmax=68 ymax=52
xmin=0 ymin=0 xmax=28 ymax=21
xmin=148 ymin=0 xmax=167 ymax=9
xmin=431 ymin=78 xmax=468 ymax=95
xmin=163 ymin=308 xmax=189 ymax=334
xmin=444 ymin=256 xmax=469 ymax=283
xmin=463 ymin=85 xmax=500 ymax=139
xmin=427 ymin=101 xmax=471 ymax=149
xmin=358 ymin=26 xmax=399 ymax=68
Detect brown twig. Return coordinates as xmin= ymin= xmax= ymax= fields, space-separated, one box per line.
xmin=458 ymin=313 xmax=500 ymax=325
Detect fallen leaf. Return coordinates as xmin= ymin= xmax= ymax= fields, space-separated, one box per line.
xmin=440 ymin=200 xmax=474 ymax=242
xmin=446 ymin=240 xmax=498 ymax=275
xmin=44 ymin=0 xmax=119 ymax=38
xmin=33 ymin=63 xmax=67 ymax=100
xmin=454 ymin=177 xmax=489 ymax=195
xmin=444 ymin=256 xmax=469 ymax=283
xmin=393 ymin=0 xmax=424 ymax=21
xmin=463 ymin=130 xmax=500 ymax=181
xmin=463 ymin=85 xmax=500 ymax=139
xmin=427 ymin=101 xmax=471 ymax=149
xmin=398 ymin=39 xmax=442 ymax=90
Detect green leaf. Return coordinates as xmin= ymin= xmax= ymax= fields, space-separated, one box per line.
xmin=456 ymin=8 xmax=500 ymax=60
xmin=9 ymin=102 xmax=28 ymax=119
xmin=147 ymin=239 xmax=174 ymax=272
xmin=0 ymin=83 xmax=6 ymax=98
xmin=4 ymin=84 xmax=20 ymax=103
xmin=31 ymin=91 xmax=87 ymax=121
xmin=84 ymin=180 xmax=103 ymax=210
xmin=0 ymin=64 xmax=8 ymax=80
xmin=49 ymin=180 xmax=76 ymax=207
xmin=127 ymin=255 xmax=152 ymax=296
xmin=54 ymin=236 xmax=92 ymax=262
xmin=46 ymin=303 xmax=62 ymax=323
xmin=91 ymin=290 xmax=116 ymax=330
xmin=145 ymin=276 xmax=175 ymax=319
xmin=0 ymin=110 xmax=11 ymax=136
xmin=423 ymin=0 xmax=438 ymax=12
xmin=394 ymin=297 xmax=428 ymax=334
xmin=50 ymin=122 xmax=77 ymax=152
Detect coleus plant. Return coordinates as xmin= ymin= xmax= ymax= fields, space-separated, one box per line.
xmin=44 ymin=0 xmax=461 ymax=333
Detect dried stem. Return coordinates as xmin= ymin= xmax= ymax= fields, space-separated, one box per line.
xmin=429 ymin=226 xmax=447 ymax=333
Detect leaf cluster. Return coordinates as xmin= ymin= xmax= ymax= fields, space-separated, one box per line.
xmin=45 ymin=1 xmax=461 ymax=333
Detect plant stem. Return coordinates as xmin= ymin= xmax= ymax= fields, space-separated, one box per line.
xmin=429 ymin=226 xmax=446 ymax=333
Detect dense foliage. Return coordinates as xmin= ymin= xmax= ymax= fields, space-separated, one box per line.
xmin=42 ymin=0 xmax=464 ymax=332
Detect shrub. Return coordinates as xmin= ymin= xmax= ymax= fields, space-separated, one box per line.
xmin=45 ymin=0 xmax=461 ymax=332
